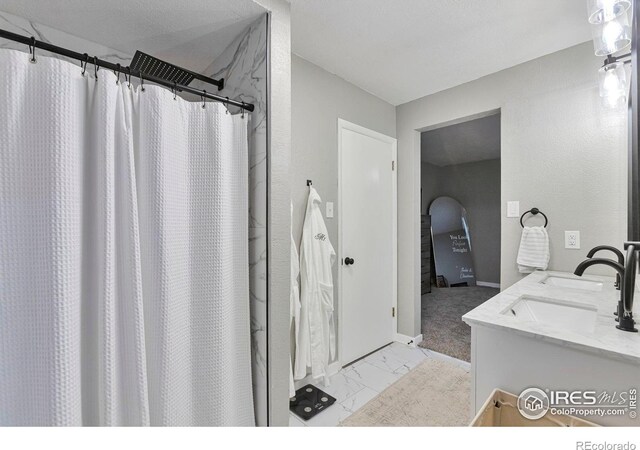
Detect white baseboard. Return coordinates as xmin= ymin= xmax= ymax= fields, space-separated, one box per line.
xmin=476 ymin=281 xmax=500 ymax=289
xmin=394 ymin=333 xmax=423 ymax=348
xmin=293 ymin=361 xmax=342 ymax=391
xmin=293 ymin=333 xmax=424 ymax=390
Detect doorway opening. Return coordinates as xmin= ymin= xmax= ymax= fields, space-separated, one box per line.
xmin=420 ymin=111 xmax=501 ymax=362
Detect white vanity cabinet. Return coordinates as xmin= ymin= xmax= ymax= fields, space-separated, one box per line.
xmin=463 ymin=271 xmax=640 ymax=426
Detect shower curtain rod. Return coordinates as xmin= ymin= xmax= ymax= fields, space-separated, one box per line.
xmin=0 ymin=28 xmax=255 ymax=112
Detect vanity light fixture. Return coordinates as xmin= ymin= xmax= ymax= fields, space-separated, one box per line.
xmin=588 ymin=0 xmax=632 ymax=56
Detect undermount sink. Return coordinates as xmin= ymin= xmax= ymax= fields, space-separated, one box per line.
xmin=540 ymin=275 xmax=604 ymax=292
xmin=502 ymin=295 xmax=598 ymax=334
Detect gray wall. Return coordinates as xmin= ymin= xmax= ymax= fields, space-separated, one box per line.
xmin=397 ymin=42 xmax=628 ymax=337
xmin=291 ymin=54 xmax=396 ymax=357
xmin=421 ymin=159 xmax=501 ymax=284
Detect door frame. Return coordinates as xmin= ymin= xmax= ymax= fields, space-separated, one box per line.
xmin=337 ymin=118 xmax=398 ymax=367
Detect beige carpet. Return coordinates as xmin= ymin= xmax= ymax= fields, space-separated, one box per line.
xmin=340 ymin=357 xmax=471 ymax=427
xmin=420 ymin=286 xmax=499 ymax=362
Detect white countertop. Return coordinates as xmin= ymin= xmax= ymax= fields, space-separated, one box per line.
xmin=462 ymin=271 xmax=640 ymax=365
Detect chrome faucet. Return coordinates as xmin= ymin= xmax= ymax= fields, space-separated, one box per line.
xmin=586 ymin=245 xmax=624 ymax=290
xmin=574 ymin=243 xmax=638 ymax=333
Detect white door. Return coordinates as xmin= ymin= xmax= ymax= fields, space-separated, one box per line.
xmin=339 ymin=119 xmax=397 ymax=365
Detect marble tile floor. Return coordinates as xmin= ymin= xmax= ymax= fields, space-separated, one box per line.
xmin=289 ymin=342 xmax=471 ymax=427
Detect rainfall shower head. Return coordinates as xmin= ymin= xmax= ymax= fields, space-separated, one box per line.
xmin=129 ymin=51 xmax=224 ymax=90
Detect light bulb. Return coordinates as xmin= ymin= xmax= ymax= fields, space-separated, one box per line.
xmin=603 ymin=83 xmax=624 ymax=107
xmin=603 ymin=69 xmax=621 ymax=92
xmin=602 ymin=20 xmax=624 ymax=52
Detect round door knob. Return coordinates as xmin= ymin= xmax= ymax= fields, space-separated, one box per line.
xmin=345 ymin=257 xmax=355 ymax=266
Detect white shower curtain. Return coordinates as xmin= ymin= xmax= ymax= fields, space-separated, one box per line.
xmin=0 ymin=49 xmax=254 ymax=426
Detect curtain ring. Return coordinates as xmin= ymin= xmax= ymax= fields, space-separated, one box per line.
xmin=241 ymin=102 xmax=245 ymax=119
xmin=201 ymin=90 xmax=206 ymax=109
xmin=28 ymin=36 xmax=36 ymax=64
xmin=173 ymin=82 xmax=177 ymax=100
xmin=81 ymin=53 xmax=88 ymax=76
xmin=93 ymin=56 xmax=99 ymax=80
xmin=114 ymin=63 xmax=121 ymax=84
xmin=127 ymin=67 xmax=132 ymax=89
xmin=139 ymin=72 xmax=145 ymax=92
xmin=225 ymin=97 xmax=229 ymax=114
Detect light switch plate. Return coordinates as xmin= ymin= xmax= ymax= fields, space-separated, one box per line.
xmin=326 ymin=202 xmax=334 ymax=218
xmin=507 ymin=201 xmax=520 ymax=218
xmin=565 ymin=231 xmax=580 ymax=249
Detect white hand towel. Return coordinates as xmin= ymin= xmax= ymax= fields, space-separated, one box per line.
xmin=517 ymin=226 xmax=550 ymax=273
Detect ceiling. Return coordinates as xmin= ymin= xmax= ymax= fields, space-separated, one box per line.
xmin=0 ymin=0 xmax=265 ymax=73
xmin=421 ymin=114 xmax=500 ymax=167
xmin=290 ymin=0 xmax=592 ymax=105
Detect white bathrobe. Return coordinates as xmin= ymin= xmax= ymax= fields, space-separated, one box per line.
xmin=295 ymin=187 xmax=336 ymax=382
xmin=289 ymin=203 xmax=301 ymax=398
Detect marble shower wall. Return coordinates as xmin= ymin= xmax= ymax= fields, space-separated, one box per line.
xmin=195 ymin=15 xmax=269 ymax=426
xmin=0 ymin=11 xmax=131 ymax=65
xmin=1 ymin=10 xmax=269 ymax=427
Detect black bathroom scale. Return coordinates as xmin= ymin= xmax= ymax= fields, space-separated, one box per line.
xmin=289 ymin=384 xmax=336 ymax=421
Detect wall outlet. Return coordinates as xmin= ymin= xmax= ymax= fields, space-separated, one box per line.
xmin=507 ymin=201 xmax=520 ymax=218
xmin=565 ymin=231 xmax=580 ymax=249
xmin=326 ymin=202 xmax=334 ymax=218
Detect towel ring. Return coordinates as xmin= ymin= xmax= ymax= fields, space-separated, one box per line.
xmin=520 ymin=207 xmax=548 ymax=228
